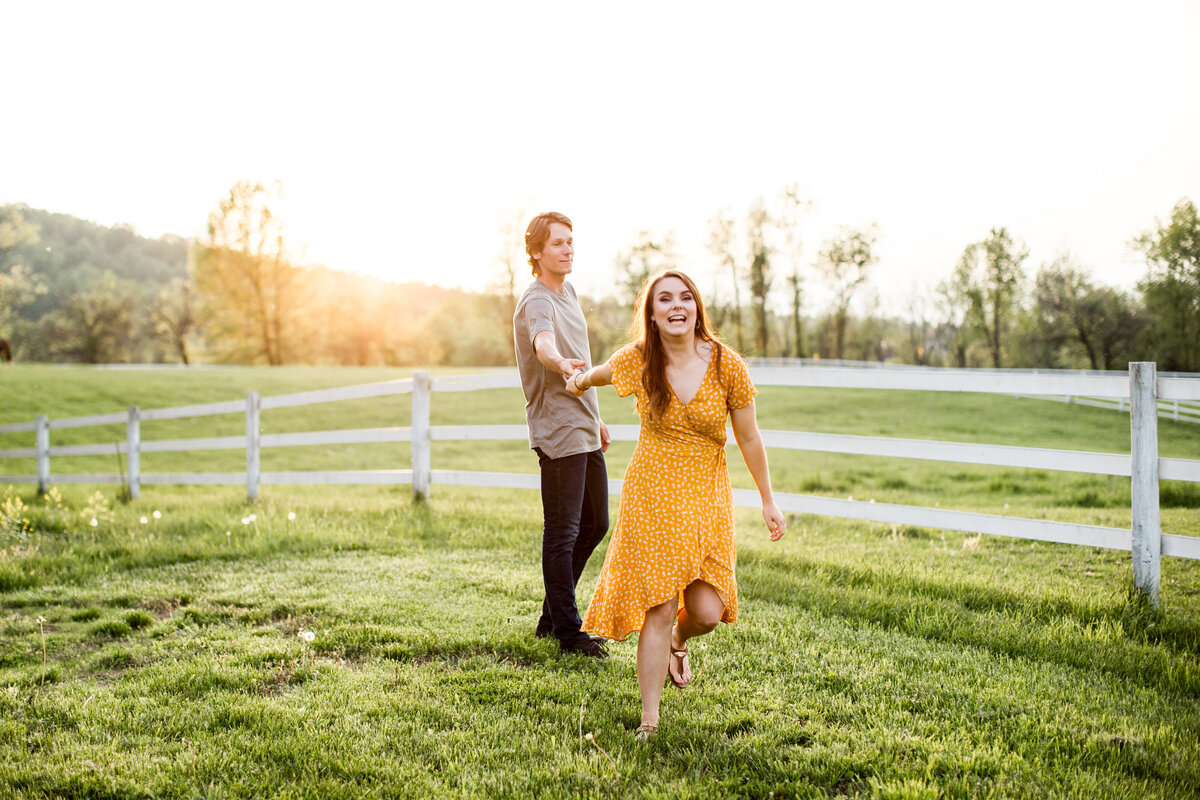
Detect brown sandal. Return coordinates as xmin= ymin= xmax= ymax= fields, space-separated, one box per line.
xmin=668 ymin=645 xmax=690 ymax=688
xmin=634 ymin=723 xmax=658 ymax=741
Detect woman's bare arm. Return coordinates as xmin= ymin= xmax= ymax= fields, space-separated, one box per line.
xmin=730 ymin=401 xmax=785 ymax=541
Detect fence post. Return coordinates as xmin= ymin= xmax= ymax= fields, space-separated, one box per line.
xmin=246 ymin=391 xmax=260 ymax=502
xmin=126 ymin=405 xmax=140 ymax=500
xmin=412 ymin=371 xmax=431 ymax=502
xmin=1130 ymin=362 xmax=1161 ymax=608
xmin=35 ymin=415 xmax=49 ymax=495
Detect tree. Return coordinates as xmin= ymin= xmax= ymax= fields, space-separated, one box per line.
xmin=951 ymin=227 xmax=1028 ymax=368
xmin=614 ymin=230 xmax=677 ymax=308
xmin=0 ymin=265 xmax=47 ymax=340
xmin=746 ymin=198 xmax=772 ymax=355
xmin=39 ymin=273 xmax=138 ymax=363
xmin=706 ymin=209 xmax=744 ymax=351
xmin=192 ymin=181 xmax=310 ymax=365
xmin=775 ymin=184 xmax=811 ymax=359
xmin=816 ymin=226 xmax=877 ymax=360
xmin=149 ymin=277 xmax=194 ymax=364
xmin=1133 ymin=198 xmax=1200 ymax=371
xmin=1031 ymin=255 xmax=1146 ymax=370
xmin=0 ymin=206 xmax=38 ymax=257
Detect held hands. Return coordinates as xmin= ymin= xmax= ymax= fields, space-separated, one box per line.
xmin=565 ymin=369 xmax=589 ymax=397
xmin=557 ymin=358 xmax=586 ymax=380
xmin=762 ymin=501 xmax=786 ymax=542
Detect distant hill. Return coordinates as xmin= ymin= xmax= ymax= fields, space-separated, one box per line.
xmin=0 ymin=204 xmax=188 ymax=320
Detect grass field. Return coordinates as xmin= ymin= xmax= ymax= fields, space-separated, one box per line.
xmin=1 ymin=364 xmax=1199 ymax=798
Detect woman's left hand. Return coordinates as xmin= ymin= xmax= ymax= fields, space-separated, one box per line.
xmin=762 ymin=501 xmax=785 ymax=542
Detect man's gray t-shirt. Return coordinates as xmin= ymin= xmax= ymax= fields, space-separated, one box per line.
xmin=513 ymin=280 xmax=602 ymax=459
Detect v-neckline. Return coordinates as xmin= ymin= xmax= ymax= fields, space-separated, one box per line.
xmin=668 ymin=353 xmax=713 ymax=408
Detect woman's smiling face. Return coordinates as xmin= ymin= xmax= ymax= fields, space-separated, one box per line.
xmin=650 ymin=276 xmax=697 ymax=338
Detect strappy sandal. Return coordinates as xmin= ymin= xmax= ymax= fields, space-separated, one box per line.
xmin=668 ymin=644 xmax=690 ymax=688
xmin=634 ymin=723 xmax=658 ymax=741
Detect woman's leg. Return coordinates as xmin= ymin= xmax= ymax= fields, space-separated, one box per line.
xmin=636 ymin=598 xmax=678 ymax=729
xmin=669 ymin=580 xmax=725 ymax=686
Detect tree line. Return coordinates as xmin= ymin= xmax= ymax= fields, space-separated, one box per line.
xmin=2 ymin=184 xmax=1197 ymax=372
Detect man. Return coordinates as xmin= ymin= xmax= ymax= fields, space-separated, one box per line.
xmin=513 ymin=212 xmax=611 ymax=659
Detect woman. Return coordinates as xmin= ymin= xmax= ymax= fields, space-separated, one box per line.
xmin=566 ymin=270 xmax=785 ymax=740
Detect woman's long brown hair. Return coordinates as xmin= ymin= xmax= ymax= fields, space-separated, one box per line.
xmin=631 ymin=270 xmax=724 ymax=420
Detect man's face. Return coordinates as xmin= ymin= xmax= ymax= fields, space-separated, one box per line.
xmin=534 ymin=223 xmax=573 ymax=278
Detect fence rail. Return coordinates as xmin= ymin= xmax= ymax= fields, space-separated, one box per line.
xmin=3 ymin=363 xmax=1199 ymax=607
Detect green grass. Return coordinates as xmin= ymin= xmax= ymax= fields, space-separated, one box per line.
xmin=1 ymin=364 xmax=1199 ymax=798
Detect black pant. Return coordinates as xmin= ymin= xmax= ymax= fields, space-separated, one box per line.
xmin=534 ymin=447 xmax=609 ymax=646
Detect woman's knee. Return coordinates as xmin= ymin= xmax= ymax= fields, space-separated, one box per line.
xmin=688 ymin=608 xmax=722 ymax=631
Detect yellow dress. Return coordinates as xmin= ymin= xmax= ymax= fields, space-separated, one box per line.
xmin=582 ymin=342 xmax=758 ymax=642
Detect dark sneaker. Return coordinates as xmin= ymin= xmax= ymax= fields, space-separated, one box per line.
xmin=561 ymin=637 xmax=610 ymax=659
xmin=536 ymin=625 xmax=605 ymax=645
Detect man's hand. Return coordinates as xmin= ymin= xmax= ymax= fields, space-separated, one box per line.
xmin=557 ymin=358 xmax=586 ymax=380
xmin=599 ymin=421 xmax=611 ymax=453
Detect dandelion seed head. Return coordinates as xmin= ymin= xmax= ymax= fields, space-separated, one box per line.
xmin=288 ymin=512 xmax=296 ymax=521
xmin=225 ymin=530 xmax=231 ymax=537
xmin=248 ymin=513 xmax=257 ymax=522
xmin=584 ymin=732 xmax=594 ymax=741
xmin=89 ymin=518 xmax=98 ymax=527
xmin=152 ymin=510 xmax=161 ymax=519
xmin=241 ymin=518 xmax=250 ymax=525
xmin=140 ymin=517 xmax=148 ymax=524
xmin=297 ymin=630 xmax=315 ymax=642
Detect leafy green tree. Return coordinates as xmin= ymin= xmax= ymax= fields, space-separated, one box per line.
xmin=614 ymin=230 xmax=677 ymax=308
xmin=192 ymin=181 xmax=310 ymax=365
xmin=951 ymin=227 xmax=1028 ymax=368
xmin=817 ymin=226 xmax=877 ymax=360
xmin=1133 ymin=198 xmax=1200 ymax=371
xmin=0 ymin=265 xmax=47 ymax=341
xmin=39 ymin=273 xmax=138 ymax=363
xmin=0 ymin=206 xmax=38 ymax=257
xmin=1031 ymin=255 xmax=1146 ymax=370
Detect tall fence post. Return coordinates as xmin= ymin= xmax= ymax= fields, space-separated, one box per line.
xmin=1130 ymin=362 xmax=1161 ymax=608
xmin=35 ymin=415 xmax=49 ymax=495
xmin=246 ymin=391 xmax=261 ymax=502
xmin=126 ymin=405 xmax=140 ymax=500
xmin=412 ymin=371 xmax=431 ymax=502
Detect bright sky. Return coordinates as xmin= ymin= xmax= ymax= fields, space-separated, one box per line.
xmin=3 ymin=1 xmax=1198 ymax=312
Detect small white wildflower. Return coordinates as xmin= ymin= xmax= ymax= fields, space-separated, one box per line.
xmin=287 ymin=512 xmax=296 ymax=521
xmin=140 ymin=517 xmax=148 ymax=524
xmin=584 ymin=732 xmax=594 ymax=742
xmin=241 ymin=517 xmax=250 ymax=525
xmin=90 ymin=518 xmax=98 ymax=527
xmin=37 ymin=616 xmax=46 ymax=623
xmin=152 ymin=510 xmax=161 ymax=519
xmin=248 ymin=514 xmax=257 ymax=523
xmin=297 ymin=630 xmax=315 ymax=643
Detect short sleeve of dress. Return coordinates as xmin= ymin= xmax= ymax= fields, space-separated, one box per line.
xmin=721 ymin=345 xmax=758 ymax=410
xmin=608 ymin=344 xmax=643 ymax=398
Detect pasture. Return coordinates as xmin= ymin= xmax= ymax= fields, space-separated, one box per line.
xmin=1 ymin=364 xmax=1199 ymax=799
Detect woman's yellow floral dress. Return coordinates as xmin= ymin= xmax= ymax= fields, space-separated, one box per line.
xmin=582 ymin=341 xmax=758 ymax=642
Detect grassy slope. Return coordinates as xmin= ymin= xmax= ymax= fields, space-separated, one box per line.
xmin=1 ymin=364 xmax=1199 ymax=798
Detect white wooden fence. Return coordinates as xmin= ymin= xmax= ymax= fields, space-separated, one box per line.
xmin=2 ymin=363 xmax=1199 ymax=607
